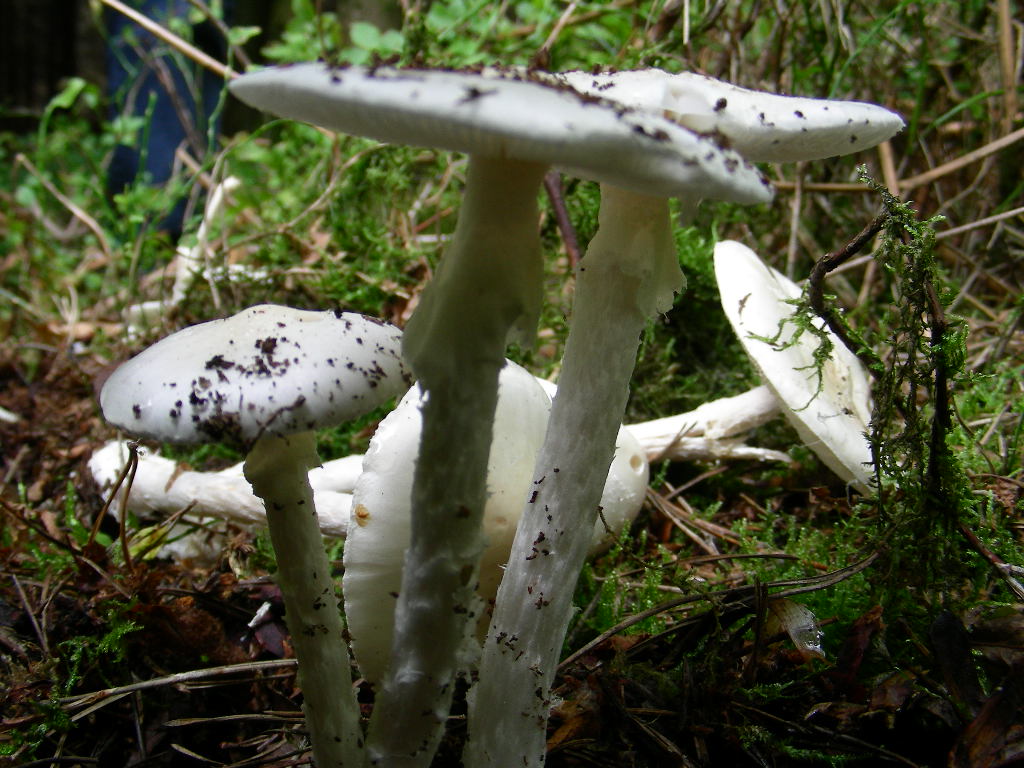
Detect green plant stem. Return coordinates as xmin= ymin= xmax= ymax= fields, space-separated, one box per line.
xmin=924 ymin=279 xmax=954 ymax=518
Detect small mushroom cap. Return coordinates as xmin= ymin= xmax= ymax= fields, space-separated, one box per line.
xmin=230 ymin=64 xmax=772 ymax=204
xmin=100 ymin=304 xmax=412 ymax=447
xmin=714 ymin=241 xmax=873 ymax=491
xmin=558 ymin=69 xmax=905 ymax=162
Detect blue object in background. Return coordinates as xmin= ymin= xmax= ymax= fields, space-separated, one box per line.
xmin=105 ymin=0 xmax=230 ymax=238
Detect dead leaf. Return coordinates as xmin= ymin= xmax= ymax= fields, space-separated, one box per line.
xmin=949 ymin=684 xmax=1022 ymax=768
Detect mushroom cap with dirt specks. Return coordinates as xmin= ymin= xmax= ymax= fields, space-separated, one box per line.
xmin=229 ymin=63 xmax=773 ymax=205
xmin=556 ymin=69 xmax=905 ymax=162
xmin=100 ymin=304 xmax=412 ymax=447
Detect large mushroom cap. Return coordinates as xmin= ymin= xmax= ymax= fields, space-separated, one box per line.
xmin=557 ymin=69 xmax=905 ymax=162
xmin=343 ymin=361 xmax=649 ymax=684
xmin=714 ymin=241 xmax=873 ymax=491
xmin=343 ymin=360 xmax=552 ymax=684
xmin=100 ymin=304 xmax=412 ymax=447
xmin=230 ymin=63 xmax=772 ymax=204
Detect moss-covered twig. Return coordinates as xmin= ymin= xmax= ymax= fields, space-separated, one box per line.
xmin=806 ymin=211 xmax=889 ymax=377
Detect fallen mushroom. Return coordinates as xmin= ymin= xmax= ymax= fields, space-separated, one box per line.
xmin=715 ymin=240 xmax=874 ymax=491
xmin=89 ymin=440 xmax=357 ymax=537
xmin=342 ymin=361 xmax=649 ymax=686
xmin=470 ymin=74 xmax=903 ymax=766
xmin=98 ymin=304 xmax=411 ymax=768
xmin=230 ymin=63 xmax=768 ymax=764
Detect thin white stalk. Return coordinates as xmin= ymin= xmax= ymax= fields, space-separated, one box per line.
xmin=367 ymin=156 xmax=547 ymax=766
xmin=626 ymin=431 xmax=792 ymax=463
xmin=467 ymin=187 xmax=680 ymax=767
xmin=244 ymin=431 xmax=365 ymax=768
xmin=625 ymin=385 xmax=787 ymax=463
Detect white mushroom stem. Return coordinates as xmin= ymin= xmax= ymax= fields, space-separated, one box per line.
xmin=242 ymin=431 xmax=365 ymax=768
xmin=369 ymin=156 xmax=547 ymax=767
xmin=89 ymin=442 xmax=356 ymax=536
xmin=468 ymin=186 xmax=680 ymax=766
xmin=626 ymin=384 xmax=787 ymax=462
xmin=646 ymin=384 xmax=779 ymax=439
xmin=632 ymin=432 xmax=791 ymax=464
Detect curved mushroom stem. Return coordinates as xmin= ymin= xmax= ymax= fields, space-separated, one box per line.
xmin=467 ymin=186 xmax=680 ymax=767
xmin=367 ymin=156 xmax=547 ymax=766
xmin=625 ymin=385 xmax=786 ymax=462
xmin=244 ymin=431 xmax=366 ymax=768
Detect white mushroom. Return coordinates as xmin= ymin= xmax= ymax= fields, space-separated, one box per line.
xmin=470 ymin=74 xmax=902 ymax=766
xmin=230 ymin=64 xmax=768 ymax=764
xmin=342 ymin=361 xmax=649 ymax=686
xmin=89 ymin=441 xmax=356 ymax=537
xmin=714 ymin=240 xmax=873 ymax=491
xmin=99 ymin=304 xmax=410 ymax=768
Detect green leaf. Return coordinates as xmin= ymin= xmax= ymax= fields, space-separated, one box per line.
xmin=350 ymin=20 xmax=383 ymax=49
xmin=48 ymin=77 xmax=88 ymax=111
xmin=228 ymin=25 xmax=262 ymax=47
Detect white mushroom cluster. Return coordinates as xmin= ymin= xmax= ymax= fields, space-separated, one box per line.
xmin=230 ymin=63 xmax=773 ymax=765
xmin=93 ymin=64 xmax=906 ymax=768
